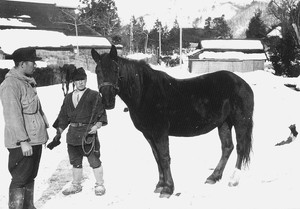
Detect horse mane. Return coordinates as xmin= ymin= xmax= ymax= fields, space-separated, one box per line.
xmin=117 ymin=55 xmax=174 ymax=83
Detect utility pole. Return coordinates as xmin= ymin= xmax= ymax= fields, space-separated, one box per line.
xmin=130 ymin=19 xmax=133 ymax=54
xmin=74 ymin=9 xmax=80 ymax=56
xmin=179 ymin=26 xmax=182 ymax=69
xmin=158 ymin=25 xmax=161 ymax=57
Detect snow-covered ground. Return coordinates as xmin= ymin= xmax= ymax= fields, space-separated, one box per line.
xmin=1 ymin=60 xmax=300 ymax=209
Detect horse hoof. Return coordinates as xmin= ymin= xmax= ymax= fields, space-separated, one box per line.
xmin=228 ymin=181 xmax=239 ymax=187
xmin=159 ymin=193 xmax=171 ymax=198
xmin=205 ymin=179 xmax=216 ymax=184
xmin=154 ymin=187 xmax=163 ymax=193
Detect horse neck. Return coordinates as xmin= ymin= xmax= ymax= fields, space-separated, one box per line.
xmin=118 ymin=59 xmax=146 ymax=108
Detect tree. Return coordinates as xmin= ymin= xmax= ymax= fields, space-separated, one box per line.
xmin=165 ymin=19 xmax=180 ymax=54
xmin=203 ymin=15 xmax=232 ymax=39
xmin=148 ymin=19 xmax=163 ymax=54
xmin=267 ymin=0 xmax=299 ymax=75
xmin=131 ymin=16 xmax=149 ymax=52
xmin=246 ymin=10 xmax=268 ymax=38
xmin=79 ymin=0 xmax=121 ymax=37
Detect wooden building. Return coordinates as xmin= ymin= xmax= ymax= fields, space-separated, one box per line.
xmin=188 ymin=39 xmax=267 ymax=74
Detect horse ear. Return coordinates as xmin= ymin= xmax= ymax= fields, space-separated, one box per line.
xmin=91 ymin=48 xmax=100 ymax=63
xmin=109 ymin=45 xmax=118 ymax=61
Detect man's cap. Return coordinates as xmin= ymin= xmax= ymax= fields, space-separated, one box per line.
xmin=73 ymin=67 xmax=87 ymax=81
xmin=6 ymin=47 xmax=42 ymax=63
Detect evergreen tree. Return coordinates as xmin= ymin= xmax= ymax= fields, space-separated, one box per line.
xmin=203 ymin=15 xmax=232 ymax=39
xmin=132 ymin=16 xmax=148 ymax=52
xmin=246 ymin=10 xmax=267 ymax=39
xmin=166 ymin=19 xmax=180 ymax=54
xmin=148 ymin=20 xmax=163 ymax=53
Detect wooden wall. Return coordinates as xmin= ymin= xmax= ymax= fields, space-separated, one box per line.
xmin=188 ymin=59 xmax=265 ymax=74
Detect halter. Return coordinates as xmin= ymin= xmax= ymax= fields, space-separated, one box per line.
xmin=98 ymin=82 xmax=119 ymax=92
xmin=98 ymin=60 xmax=120 ymax=93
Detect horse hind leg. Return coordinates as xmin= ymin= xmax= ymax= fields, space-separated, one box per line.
xmin=228 ymin=116 xmax=253 ymax=187
xmin=206 ymin=121 xmax=234 ymax=184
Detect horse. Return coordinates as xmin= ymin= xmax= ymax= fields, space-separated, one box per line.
xmin=91 ymin=45 xmax=254 ymax=198
xmin=60 ymin=64 xmax=76 ymax=96
xmin=159 ymin=55 xmax=172 ymax=66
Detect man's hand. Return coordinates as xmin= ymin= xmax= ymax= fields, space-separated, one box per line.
xmin=21 ymin=141 xmax=33 ymax=156
xmin=47 ymin=134 xmax=61 ymax=150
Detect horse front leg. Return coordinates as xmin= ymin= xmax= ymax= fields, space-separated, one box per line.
xmin=155 ymin=135 xmax=174 ymax=198
xmin=143 ymin=134 xmax=164 ymax=193
xmin=144 ymin=132 xmax=174 ymax=198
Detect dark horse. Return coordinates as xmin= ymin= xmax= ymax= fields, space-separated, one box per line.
xmin=60 ymin=64 xmax=76 ymax=96
xmin=91 ymin=45 xmax=254 ymax=198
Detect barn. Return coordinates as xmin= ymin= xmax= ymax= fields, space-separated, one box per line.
xmin=188 ymin=39 xmax=267 ymax=74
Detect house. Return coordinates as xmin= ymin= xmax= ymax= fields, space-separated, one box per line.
xmin=0 ymin=0 xmax=122 ymax=71
xmin=188 ymin=39 xmax=267 ymax=74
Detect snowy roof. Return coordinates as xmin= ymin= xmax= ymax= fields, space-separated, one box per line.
xmin=68 ymin=36 xmax=112 ymax=48
xmin=188 ymin=39 xmax=267 ymax=61
xmin=0 ymin=29 xmax=111 ymax=54
xmin=0 ymin=17 xmax=36 ymax=28
xmin=200 ymin=39 xmax=264 ymax=50
xmin=0 ymin=60 xmax=47 ymax=68
xmin=7 ymin=0 xmax=80 ymax=8
xmin=0 ymin=1 xmax=97 ymax=36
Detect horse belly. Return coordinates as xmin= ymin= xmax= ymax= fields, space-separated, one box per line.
xmin=168 ymin=119 xmax=218 ymax=137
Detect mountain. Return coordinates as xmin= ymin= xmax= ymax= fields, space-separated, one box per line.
xmin=228 ymin=1 xmax=279 ymax=38
xmin=138 ymin=1 xmax=276 ymax=38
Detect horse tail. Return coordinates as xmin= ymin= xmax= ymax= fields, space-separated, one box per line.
xmin=241 ymin=115 xmax=253 ymax=167
xmin=235 ymin=84 xmax=254 ymax=167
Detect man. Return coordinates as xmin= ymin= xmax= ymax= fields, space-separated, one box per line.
xmin=47 ymin=67 xmax=107 ymax=196
xmin=0 ymin=47 xmax=49 ymax=209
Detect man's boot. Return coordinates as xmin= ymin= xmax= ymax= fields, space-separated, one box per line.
xmin=93 ymin=166 xmax=106 ymax=196
xmin=23 ymin=182 xmax=36 ymax=209
xmin=62 ymin=168 xmax=83 ymax=195
xmin=9 ymin=187 xmax=25 ymax=209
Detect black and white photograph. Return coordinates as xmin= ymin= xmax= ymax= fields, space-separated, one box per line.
xmin=0 ymin=0 xmax=300 ymax=208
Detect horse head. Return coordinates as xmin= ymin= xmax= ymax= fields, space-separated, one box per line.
xmin=91 ymin=45 xmax=120 ymax=110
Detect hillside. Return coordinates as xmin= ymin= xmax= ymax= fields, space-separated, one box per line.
xmin=136 ymin=1 xmax=276 ymax=38
xmin=228 ymin=1 xmax=279 ymax=38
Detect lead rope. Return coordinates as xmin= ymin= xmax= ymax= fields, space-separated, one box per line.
xmin=82 ymin=96 xmax=99 ymax=156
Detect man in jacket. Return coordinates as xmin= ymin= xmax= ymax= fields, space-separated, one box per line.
xmin=47 ymin=67 xmax=107 ymax=196
xmin=0 ymin=47 xmax=49 ymax=209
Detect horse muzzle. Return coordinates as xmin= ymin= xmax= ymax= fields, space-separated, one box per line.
xmin=102 ymin=96 xmax=116 ymax=110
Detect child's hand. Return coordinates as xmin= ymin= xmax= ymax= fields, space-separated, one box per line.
xmin=88 ymin=125 xmax=98 ymax=134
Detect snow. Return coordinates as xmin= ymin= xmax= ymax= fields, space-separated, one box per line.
xmin=0 ymin=29 xmax=70 ymax=54
xmin=0 ymin=60 xmax=48 ymax=68
xmin=0 ymin=18 xmax=36 ymax=28
xmin=201 ymin=40 xmax=264 ymax=50
xmin=1 ymin=58 xmax=300 ymax=209
xmin=67 ymin=36 xmax=111 ymax=48
xmin=0 ymin=29 xmax=111 ymax=54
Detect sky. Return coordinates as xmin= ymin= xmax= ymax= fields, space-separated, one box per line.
xmin=114 ymin=0 xmax=271 ymax=28
xmin=7 ymin=0 xmax=271 ymax=28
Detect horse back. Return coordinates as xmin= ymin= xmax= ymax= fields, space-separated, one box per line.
xmin=134 ymin=70 xmax=253 ymax=137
